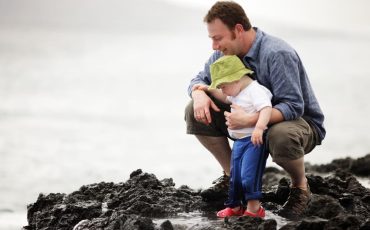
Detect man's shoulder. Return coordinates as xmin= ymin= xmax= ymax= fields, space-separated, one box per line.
xmin=258 ymin=29 xmax=296 ymax=56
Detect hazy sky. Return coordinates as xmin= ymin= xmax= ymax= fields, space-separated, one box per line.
xmin=163 ymin=0 xmax=370 ymax=33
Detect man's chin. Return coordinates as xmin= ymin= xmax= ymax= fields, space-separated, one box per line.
xmin=222 ymin=50 xmax=235 ymax=56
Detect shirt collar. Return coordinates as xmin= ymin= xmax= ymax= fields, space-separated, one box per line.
xmin=243 ymin=27 xmax=262 ymax=62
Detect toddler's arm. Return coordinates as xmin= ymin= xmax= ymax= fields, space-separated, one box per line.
xmin=251 ymin=106 xmax=272 ymax=146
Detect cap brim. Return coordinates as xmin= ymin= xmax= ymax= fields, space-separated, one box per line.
xmin=209 ymin=68 xmax=253 ymax=89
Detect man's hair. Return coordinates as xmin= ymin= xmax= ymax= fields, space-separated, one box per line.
xmin=204 ymin=1 xmax=251 ymax=31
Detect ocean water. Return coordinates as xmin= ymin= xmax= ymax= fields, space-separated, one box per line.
xmin=1 ymin=0 xmax=370 ymax=229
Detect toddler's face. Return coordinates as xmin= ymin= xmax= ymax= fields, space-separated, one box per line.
xmin=218 ymin=81 xmax=240 ymax=97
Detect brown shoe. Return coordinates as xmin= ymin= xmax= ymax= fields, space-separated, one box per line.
xmin=200 ymin=173 xmax=229 ymax=201
xmin=278 ymin=183 xmax=312 ymax=219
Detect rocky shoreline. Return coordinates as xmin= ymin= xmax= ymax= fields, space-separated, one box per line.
xmin=24 ymin=154 xmax=370 ymax=230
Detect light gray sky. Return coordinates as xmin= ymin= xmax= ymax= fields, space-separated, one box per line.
xmin=163 ymin=0 xmax=370 ymax=34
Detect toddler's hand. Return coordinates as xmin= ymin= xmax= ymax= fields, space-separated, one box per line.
xmin=251 ymin=128 xmax=264 ymax=146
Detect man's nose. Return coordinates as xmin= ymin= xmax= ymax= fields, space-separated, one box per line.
xmin=212 ymin=41 xmax=220 ymax=50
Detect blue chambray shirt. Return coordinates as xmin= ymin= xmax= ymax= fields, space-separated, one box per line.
xmin=187 ymin=28 xmax=326 ymax=143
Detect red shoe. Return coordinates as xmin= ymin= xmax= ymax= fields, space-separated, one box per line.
xmin=243 ymin=207 xmax=265 ymax=218
xmin=217 ymin=207 xmax=243 ymax=218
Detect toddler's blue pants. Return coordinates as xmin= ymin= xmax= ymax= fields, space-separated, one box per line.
xmin=225 ymin=136 xmax=269 ymax=207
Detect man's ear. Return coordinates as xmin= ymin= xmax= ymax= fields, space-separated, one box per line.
xmin=234 ymin=24 xmax=244 ymax=34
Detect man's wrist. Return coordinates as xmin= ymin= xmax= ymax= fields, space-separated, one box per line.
xmin=191 ymin=89 xmax=206 ymax=98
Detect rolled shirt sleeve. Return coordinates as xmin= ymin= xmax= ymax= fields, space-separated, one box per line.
xmin=269 ymin=51 xmax=304 ymax=121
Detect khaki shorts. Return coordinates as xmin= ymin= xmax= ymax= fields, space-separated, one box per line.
xmin=266 ymin=118 xmax=319 ymax=162
xmin=184 ymin=99 xmax=319 ymax=162
xmin=184 ymin=97 xmax=234 ymax=139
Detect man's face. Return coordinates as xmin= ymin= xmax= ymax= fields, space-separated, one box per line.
xmin=207 ymin=19 xmax=239 ymax=55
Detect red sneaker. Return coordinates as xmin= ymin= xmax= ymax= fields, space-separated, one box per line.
xmin=217 ymin=207 xmax=243 ymax=218
xmin=243 ymin=207 xmax=265 ymax=218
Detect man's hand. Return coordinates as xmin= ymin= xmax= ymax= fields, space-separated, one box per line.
xmin=192 ymin=89 xmax=220 ymax=124
xmin=224 ymin=104 xmax=258 ymax=129
xmin=192 ymin=84 xmax=209 ymax=92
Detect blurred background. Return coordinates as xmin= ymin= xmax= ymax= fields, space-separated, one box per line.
xmin=0 ymin=0 xmax=369 ymax=228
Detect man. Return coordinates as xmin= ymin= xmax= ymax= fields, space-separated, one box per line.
xmin=184 ymin=1 xmax=325 ymax=219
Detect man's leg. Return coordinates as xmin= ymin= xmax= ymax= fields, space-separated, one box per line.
xmin=196 ymin=135 xmax=231 ymax=176
xmin=267 ymin=118 xmax=318 ymax=219
xmin=275 ymin=157 xmax=307 ymax=189
xmin=185 ymin=98 xmax=232 ymax=173
xmin=185 ymin=99 xmax=232 ymax=200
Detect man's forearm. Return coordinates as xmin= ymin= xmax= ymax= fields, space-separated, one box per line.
xmin=191 ymin=88 xmax=207 ymax=99
xmin=248 ymin=108 xmax=284 ymax=127
xmin=269 ymin=108 xmax=284 ymax=125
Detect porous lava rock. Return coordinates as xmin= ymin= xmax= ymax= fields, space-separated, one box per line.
xmin=24 ymin=154 xmax=370 ymax=230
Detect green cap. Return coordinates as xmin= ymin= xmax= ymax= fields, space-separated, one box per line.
xmin=209 ymin=55 xmax=254 ymax=89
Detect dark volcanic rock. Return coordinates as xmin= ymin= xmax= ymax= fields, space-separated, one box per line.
xmin=24 ymin=154 xmax=370 ymax=230
xmin=25 ymin=169 xmax=203 ymax=230
xmin=306 ymin=194 xmax=345 ymax=219
xmin=224 ymin=216 xmax=276 ymax=230
xmin=159 ymin=220 xmax=174 ymax=230
xmin=307 ymin=153 xmax=370 ymax=177
xmin=173 ymin=215 xmax=279 ymax=230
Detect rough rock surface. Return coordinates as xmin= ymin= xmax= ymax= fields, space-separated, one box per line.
xmin=24 ymin=154 xmax=370 ymax=230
